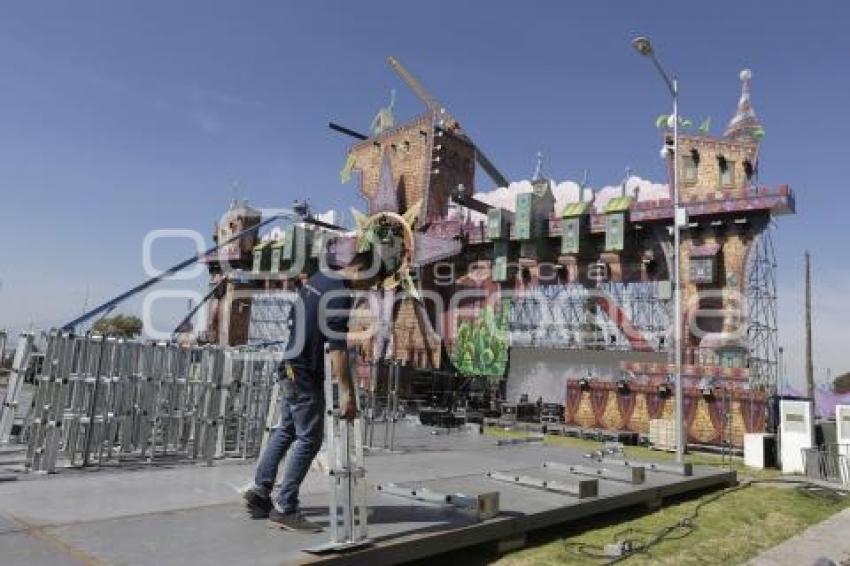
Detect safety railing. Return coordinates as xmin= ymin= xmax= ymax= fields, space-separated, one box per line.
xmin=802 ymin=444 xmax=850 ymax=486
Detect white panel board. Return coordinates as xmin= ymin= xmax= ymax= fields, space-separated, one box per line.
xmin=744 ymin=433 xmax=773 ymax=469
xmin=779 ymin=399 xmax=814 ymax=474
xmin=837 ymin=405 xmax=850 ymax=457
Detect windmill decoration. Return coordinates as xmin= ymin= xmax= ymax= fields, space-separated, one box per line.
xmin=341 ymin=150 xmax=462 ymax=367
xmin=350 ymin=153 xmax=462 ymax=300
xmin=331 ymin=55 xmax=504 ymax=369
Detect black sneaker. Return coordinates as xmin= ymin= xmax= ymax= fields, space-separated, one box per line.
xmin=243 ymin=487 xmax=272 ymax=518
xmin=269 ymin=509 xmax=323 ymax=533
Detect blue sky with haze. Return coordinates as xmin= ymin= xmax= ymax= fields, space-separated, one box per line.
xmin=0 ymin=1 xmax=848 ymax=386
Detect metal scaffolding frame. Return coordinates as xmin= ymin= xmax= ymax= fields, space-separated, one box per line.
xmin=17 ymin=331 xmax=280 ymax=473
xmin=508 ymin=282 xmax=671 ymax=352
xmin=247 ymin=291 xmax=298 ymax=349
xmin=745 ymin=224 xmax=779 ymax=392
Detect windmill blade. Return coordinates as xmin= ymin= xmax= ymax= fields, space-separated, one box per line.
xmin=474 ymin=145 xmax=510 ymax=188
xmin=388 ymin=55 xmax=510 ymax=189
xmin=387 ymin=56 xmax=439 ymax=112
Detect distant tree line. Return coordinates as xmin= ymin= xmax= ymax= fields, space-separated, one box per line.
xmin=834 ymin=372 xmax=850 ymax=394
xmin=92 ymin=315 xmax=143 ymax=339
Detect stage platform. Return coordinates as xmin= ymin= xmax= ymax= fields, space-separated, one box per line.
xmin=0 ymin=422 xmax=735 ymax=566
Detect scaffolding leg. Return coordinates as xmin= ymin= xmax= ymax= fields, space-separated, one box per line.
xmin=389 ymin=362 xmax=399 ymax=452
xmin=304 ymin=345 xmax=370 ymax=554
xmin=366 ymin=362 xmax=376 ymax=449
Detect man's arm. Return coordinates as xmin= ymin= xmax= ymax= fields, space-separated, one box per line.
xmin=329 ymin=348 xmax=357 ymax=420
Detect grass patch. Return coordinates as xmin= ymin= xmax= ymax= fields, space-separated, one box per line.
xmin=495 ymin=483 xmax=849 ymax=565
xmin=481 ymin=426 xmax=849 ymax=564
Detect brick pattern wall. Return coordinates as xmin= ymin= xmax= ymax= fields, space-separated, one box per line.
xmin=348 ymin=115 xmax=433 ymax=214
xmin=347 ymin=295 xmax=441 ymax=369
xmin=679 ymin=224 xmax=756 ymax=353
xmin=219 ymin=281 xmax=253 ymax=346
xmin=393 ymin=298 xmax=441 ymax=368
xmin=428 ymin=131 xmax=475 ymax=221
xmin=348 ymin=114 xmax=475 ymax=221
xmin=676 ymin=134 xmax=758 ymax=201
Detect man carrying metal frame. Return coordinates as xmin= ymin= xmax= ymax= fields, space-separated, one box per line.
xmin=243 ymin=244 xmax=389 ymax=532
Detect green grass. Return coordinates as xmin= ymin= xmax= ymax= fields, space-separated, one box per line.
xmin=495 ymin=484 xmax=848 ymax=565
xmin=481 ymin=426 xmax=849 ymax=565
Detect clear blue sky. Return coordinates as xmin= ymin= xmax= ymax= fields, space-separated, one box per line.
xmin=0 ymin=1 xmax=847 ymax=385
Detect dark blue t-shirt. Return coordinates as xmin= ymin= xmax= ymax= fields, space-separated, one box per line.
xmin=282 ymin=270 xmax=351 ymax=385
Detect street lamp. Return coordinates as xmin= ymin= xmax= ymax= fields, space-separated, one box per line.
xmin=632 ymin=36 xmax=685 ymax=463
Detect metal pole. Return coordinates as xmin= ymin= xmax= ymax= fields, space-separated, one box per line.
xmin=672 ymin=77 xmax=684 ymax=463
xmin=804 ymin=251 xmax=815 ymax=405
xmin=633 ymin=38 xmax=685 ymax=462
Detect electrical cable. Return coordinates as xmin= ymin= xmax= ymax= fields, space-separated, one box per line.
xmin=560 ymin=478 xmax=848 ymax=564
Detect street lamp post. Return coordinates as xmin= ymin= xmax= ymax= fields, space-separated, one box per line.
xmin=632 ymin=36 xmax=685 ymax=463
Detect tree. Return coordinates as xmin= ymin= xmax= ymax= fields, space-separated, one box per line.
xmin=833 ymin=372 xmax=850 ymax=394
xmin=92 ymin=315 xmax=143 ymax=339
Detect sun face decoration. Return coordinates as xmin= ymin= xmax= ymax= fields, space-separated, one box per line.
xmin=352 ymin=200 xmax=422 ymax=299
xmin=344 ymin=149 xmax=462 ymax=302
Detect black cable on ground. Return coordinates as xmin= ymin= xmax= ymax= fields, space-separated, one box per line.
xmin=560 ymin=478 xmax=848 ymax=564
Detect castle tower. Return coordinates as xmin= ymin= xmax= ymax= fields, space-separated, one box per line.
xmin=667 ymin=70 xmax=775 ymax=380
xmin=673 ymin=71 xmax=761 ymax=203
xmin=202 ymin=198 xmax=262 ymax=346
xmin=345 ymin=111 xmax=476 ymax=225
xmin=343 ymin=111 xmax=477 ymax=370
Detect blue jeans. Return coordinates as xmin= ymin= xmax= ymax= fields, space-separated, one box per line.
xmin=254 ymin=377 xmax=325 ymax=514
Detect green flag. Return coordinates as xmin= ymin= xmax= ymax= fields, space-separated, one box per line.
xmin=339 ymin=153 xmax=356 ymax=184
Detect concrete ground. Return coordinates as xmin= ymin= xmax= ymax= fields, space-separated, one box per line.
xmin=0 ymin=423 xmax=733 ymax=566
xmin=749 ymin=506 xmax=850 ymax=566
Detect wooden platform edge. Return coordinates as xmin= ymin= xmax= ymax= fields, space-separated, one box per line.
xmin=304 ymin=469 xmax=737 ymax=566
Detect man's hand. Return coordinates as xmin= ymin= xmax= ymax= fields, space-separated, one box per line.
xmin=329 ymin=349 xmax=357 ymax=421
xmin=340 ymin=395 xmax=358 ymax=421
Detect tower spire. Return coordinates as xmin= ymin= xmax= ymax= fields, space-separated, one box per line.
xmin=724 ymin=68 xmax=763 ymax=140
xmin=532 ymin=150 xmax=545 ymax=181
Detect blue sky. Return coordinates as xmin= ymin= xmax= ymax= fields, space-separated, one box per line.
xmin=0 ymin=1 xmax=847 ymax=386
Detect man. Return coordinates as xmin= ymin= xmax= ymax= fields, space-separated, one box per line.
xmin=243 ymin=249 xmax=384 ymax=532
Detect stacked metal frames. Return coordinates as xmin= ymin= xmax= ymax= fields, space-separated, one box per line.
xmin=20 ymin=331 xmax=280 ymax=473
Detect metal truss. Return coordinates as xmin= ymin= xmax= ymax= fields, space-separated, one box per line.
xmin=247 ymin=291 xmax=298 ymax=349
xmin=508 ymin=282 xmax=671 ymax=351
xmin=599 ymin=281 xmax=672 ymax=351
xmin=745 ymin=225 xmax=779 ymax=392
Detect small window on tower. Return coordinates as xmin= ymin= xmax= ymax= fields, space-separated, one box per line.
xmin=718 ymin=156 xmax=734 ymax=187
xmin=682 ymin=150 xmax=699 ymax=185
xmin=743 ymin=160 xmax=754 ymax=182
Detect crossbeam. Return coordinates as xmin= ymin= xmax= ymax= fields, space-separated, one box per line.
xmin=607 ymin=457 xmax=693 ymax=476
xmin=486 ymin=470 xmax=598 ymax=499
xmin=376 ymin=483 xmax=500 ymax=521
xmin=543 ymin=461 xmax=646 ymax=484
